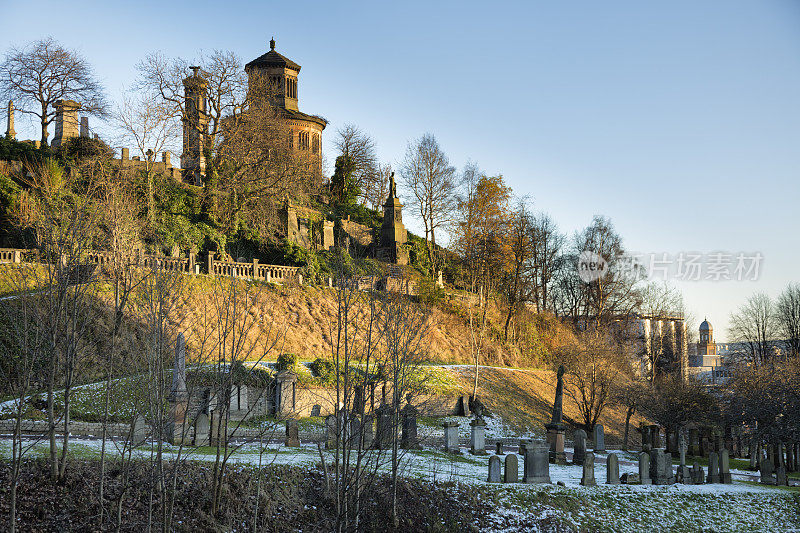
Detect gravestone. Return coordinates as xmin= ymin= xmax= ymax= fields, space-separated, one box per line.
xmin=581 ymin=452 xmax=597 ymax=486
xmin=639 ymin=452 xmax=652 ymax=485
xmin=572 ymin=429 xmax=587 ymax=465
xmin=665 ymin=452 xmax=675 ymax=484
xmin=362 ymin=414 xmax=375 ymax=449
xmin=459 ymin=395 xmax=471 ymax=416
xmin=496 ymin=442 xmax=504 ymax=455
xmin=523 ymin=441 xmax=551 ymax=484
xmin=649 ymin=449 xmax=670 ymax=485
xmin=545 ymin=366 xmax=568 ymax=464
xmin=691 ymin=460 xmax=702 ymax=484
xmin=606 ymin=453 xmax=620 ymax=485
xmin=504 ymin=453 xmax=519 ymax=483
xmin=640 ymin=425 xmax=652 ymax=452
xmin=677 ymin=434 xmax=692 ymax=483
xmin=620 ymin=473 xmax=640 ymax=484
xmin=285 ymin=419 xmax=300 ymax=447
xmin=374 ymin=405 xmax=393 ymax=449
xmin=275 ymin=371 xmax=298 ymax=418
xmin=760 ymin=458 xmax=775 ymax=484
xmin=311 ymin=404 xmax=322 ymax=417
xmin=707 ymin=451 xmax=720 ymax=483
xmin=593 ymin=424 xmax=605 ymax=453
xmin=167 ymin=333 xmax=189 ymax=444
xmin=401 ymin=397 xmax=421 ymax=450
xmin=776 ymin=465 xmax=788 ymax=486
xmin=193 ymin=413 xmax=209 ymax=446
xmin=443 ymin=421 xmax=460 ymax=454
xmin=325 ymin=414 xmax=337 ymax=449
xmin=132 ymin=414 xmax=147 ymax=446
xmin=349 ymin=416 xmax=362 ymax=449
xmin=487 ymin=455 xmax=501 ymax=483
xmin=470 ymin=417 xmax=487 ymax=455
xmin=720 ymin=449 xmax=732 ymax=484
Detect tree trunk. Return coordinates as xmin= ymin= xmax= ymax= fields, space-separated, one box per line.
xmin=623 ymin=405 xmax=634 ymax=452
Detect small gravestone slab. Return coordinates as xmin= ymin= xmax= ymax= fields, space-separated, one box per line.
xmin=311 ymin=404 xmax=321 ymax=417
xmin=524 ymin=441 xmax=551 ymax=484
xmin=325 ymin=414 xmax=337 ymax=449
xmin=777 ymin=465 xmax=788 ymax=486
xmin=606 ymin=453 xmax=620 ymax=484
xmin=193 ymin=413 xmax=209 ymax=446
xmin=620 ymin=472 xmax=640 ymax=484
xmin=720 ymin=449 xmax=732 ymax=484
xmin=285 ymin=419 xmax=300 ymax=447
xmin=487 ymin=455 xmax=501 ymax=483
xmin=593 ymin=424 xmax=605 ymax=453
xmin=707 ymin=451 xmax=720 ymax=483
xmin=504 ymin=453 xmax=519 ymax=483
xmin=572 ymin=429 xmax=587 ymax=465
xmin=581 ymin=452 xmax=597 ymax=486
xmin=639 ymin=452 xmax=652 ymax=485
xmin=132 ymin=414 xmax=147 ymax=447
xmin=760 ymin=458 xmax=775 ymax=484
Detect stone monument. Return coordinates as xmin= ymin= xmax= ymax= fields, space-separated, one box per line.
xmin=545 ymin=365 xmax=567 ymax=464
xmin=524 ymin=441 xmax=552 ymax=484
xmin=606 ymin=453 xmax=620 ymax=485
xmin=487 ymin=455 xmax=501 ymax=483
xmin=581 ymin=452 xmax=597 ymax=486
xmin=572 ymin=429 xmax=587 ymax=465
xmin=593 ymin=424 xmax=605 ymax=453
xmin=167 ymin=333 xmax=189 ymax=445
xmin=504 ymin=453 xmax=519 ymax=483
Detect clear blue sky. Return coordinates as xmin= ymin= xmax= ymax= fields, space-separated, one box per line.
xmin=3 ymin=0 xmax=799 ymax=340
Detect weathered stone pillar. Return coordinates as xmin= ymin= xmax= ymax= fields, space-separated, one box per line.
xmin=443 ymin=420 xmax=460 ymax=454
xmin=470 ymin=417 xmax=487 ymax=455
xmin=545 ymin=365 xmax=567 ymax=464
xmin=166 ymin=333 xmax=189 ymax=445
xmin=274 ymin=370 xmax=297 ymax=418
xmin=580 ymin=452 xmax=597 ymax=486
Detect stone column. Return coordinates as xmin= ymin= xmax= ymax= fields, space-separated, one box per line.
xmin=545 ymin=365 xmax=567 ymax=464
xmin=5 ymin=100 xmax=15 ymax=140
xmin=166 ymin=333 xmax=189 ymax=445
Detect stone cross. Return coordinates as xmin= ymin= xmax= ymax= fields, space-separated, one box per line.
xmin=487 ymin=455 xmax=501 ymax=483
xmin=504 ymin=453 xmax=519 ymax=483
xmin=572 ymin=429 xmax=587 ymax=465
xmin=606 ymin=453 xmax=620 ymax=484
xmin=580 ymin=452 xmax=597 ymax=486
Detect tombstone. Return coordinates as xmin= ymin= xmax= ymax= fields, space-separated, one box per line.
xmin=640 ymin=425 xmax=652 ymax=452
xmin=400 ymin=398 xmax=421 ymax=450
xmin=285 ymin=419 xmax=300 ymax=447
xmin=593 ymin=424 xmax=605 ymax=453
xmin=504 ymin=453 xmax=519 ymax=483
xmin=362 ymin=414 xmax=375 ymax=449
xmin=193 ymin=413 xmax=209 ymax=446
xmin=649 ymin=425 xmax=662 ymax=450
xmin=621 ymin=472 xmax=640 ymax=484
xmin=650 ymin=449 xmax=670 ymax=485
xmin=495 ymin=442 xmax=504 ymax=455
xmin=311 ymin=404 xmax=322 ymax=417
xmin=523 ymin=441 xmax=551 ymax=484
xmin=720 ymin=448 xmax=732 ymax=484
xmin=487 ymin=455 xmax=502 ymax=483
xmin=353 ymin=385 xmax=365 ymax=414
xmin=545 ymin=366 xmax=567 ymax=464
xmin=581 ymin=452 xmax=597 ymax=486
xmin=209 ymin=410 xmax=225 ymax=446
xmin=459 ymin=395 xmax=471 ymax=416
xmin=275 ymin=371 xmax=298 ymax=418
xmin=677 ymin=434 xmax=692 ymax=483
xmin=443 ymin=421 xmax=460 ymax=454
xmin=776 ymin=465 xmax=788 ymax=486
xmin=760 ymin=458 xmax=775 ymax=484
xmin=666 ymin=428 xmax=679 ymax=455
xmin=572 ymin=429 xmax=587 ymax=465
xmin=665 ymin=452 xmax=675 ymax=484
xmin=606 ymin=453 xmax=620 ymax=485
xmin=470 ymin=417 xmax=487 ymax=455
xmin=167 ymin=333 xmax=189 ymax=444
xmin=707 ymin=451 xmax=720 ymax=483
xmin=374 ymin=405 xmax=393 ymax=449
xmin=639 ymin=452 xmax=652 ymax=485
xmin=349 ymin=416 xmax=363 ymax=449
xmin=325 ymin=414 xmax=338 ymax=449
xmin=131 ymin=414 xmax=147 ymax=446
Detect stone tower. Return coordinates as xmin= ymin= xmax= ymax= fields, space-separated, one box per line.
xmin=181 ymin=66 xmax=209 ymax=184
xmin=378 ymin=173 xmax=408 ymax=265
xmin=698 ymin=318 xmax=718 ymax=366
xmin=51 ymin=99 xmax=81 ymax=148
xmin=5 ymin=100 xmax=15 ymax=140
xmin=244 ymin=38 xmax=326 ymax=156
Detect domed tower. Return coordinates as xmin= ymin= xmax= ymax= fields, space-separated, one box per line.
xmin=244 ymin=38 xmax=326 ymax=156
xmin=698 ymin=318 xmax=718 ymax=366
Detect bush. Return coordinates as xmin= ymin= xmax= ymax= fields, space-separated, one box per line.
xmin=309 ymin=357 xmax=334 ymax=378
xmin=416 ymin=276 xmax=444 ymax=306
xmin=276 ymin=352 xmax=299 ymax=372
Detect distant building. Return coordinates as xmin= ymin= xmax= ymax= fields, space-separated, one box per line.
xmin=688 ymin=318 xmax=730 ymax=384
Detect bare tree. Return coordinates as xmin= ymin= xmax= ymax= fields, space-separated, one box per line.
xmin=729 ymin=292 xmax=777 ymax=366
xmin=399 ymin=133 xmax=457 ymax=275
xmin=0 ymin=37 xmax=108 ymax=144
xmin=333 ymin=124 xmax=380 ymax=207
xmin=638 ymin=282 xmax=684 ymax=381
xmin=501 ymin=198 xmax=534 ymax=341
xmin=529 ymin=213 xmax=563 ymax=313
xmin=776 ymin=283 xmax=800 ymax=358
